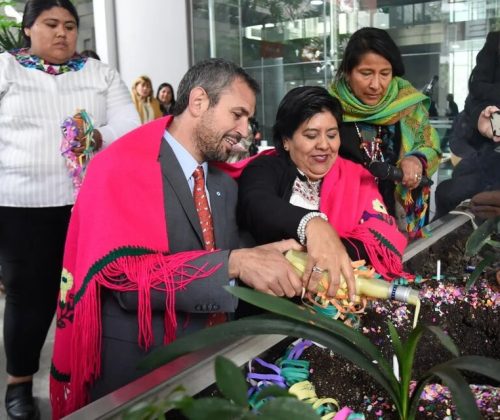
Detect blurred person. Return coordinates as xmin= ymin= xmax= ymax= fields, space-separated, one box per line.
xmin=226 ymin=117 xmax=261 ymax=163
xmin=329 ymin=27 xmax=441 ymax=238
xmin=445 ymin=93 xmax=459 ymax=119
xmin=50 ymin=58 xmax=303 ymax=417
xmin=436 ymin=31 xmax=500 ymax=217
xmin=156 ymin=82 xmax=176 ymax=115
xmin=80 ymin=49 xmax=100 ymax=60
xmin=0 ymin=0 xmax=139 ymax=418
xmin=131 ymin=75 xmax=163 ymax=123
xmin=448 ymin=31 xmax=500 ymax=162
xmin=435 ymin=105 xmax=500 ymax=218
xmin=238 ymin=87 xmax=411 ymax=304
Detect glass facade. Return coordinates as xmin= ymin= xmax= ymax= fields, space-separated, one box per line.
xmin=189 ymin=0 xmax=500 ymax=142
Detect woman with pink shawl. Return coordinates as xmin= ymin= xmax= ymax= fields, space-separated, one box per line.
xmin=237 ymin=87 xmax=409 ymax=300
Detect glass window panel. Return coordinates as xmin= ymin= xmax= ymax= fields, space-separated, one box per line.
xmin=190 ymin=0 xmax=500 ymax=136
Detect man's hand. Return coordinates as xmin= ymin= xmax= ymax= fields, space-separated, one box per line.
xmin=471 ymin=190 xmax=500 ymax=219
xmin=228 ymin=239 xmax=304 ymax=297
xmin=477 ymin=106 xmax=500 ymax=142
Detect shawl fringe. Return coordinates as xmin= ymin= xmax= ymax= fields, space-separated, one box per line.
xmin=51 ymin=249 xmax=221 ymax=419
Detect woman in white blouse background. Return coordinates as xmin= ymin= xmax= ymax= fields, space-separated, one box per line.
xmin=0 ymin=1 xmax=139 ymax=418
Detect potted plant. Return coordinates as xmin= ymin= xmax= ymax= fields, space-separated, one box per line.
xmin=136 ymin=286 xmax=500 ymax=420
xmin=0 ymin=1 xmax=23 ymax=52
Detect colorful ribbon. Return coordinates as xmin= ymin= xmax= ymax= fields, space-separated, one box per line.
xmin=60 ymin=109 xmax=96 ymax=198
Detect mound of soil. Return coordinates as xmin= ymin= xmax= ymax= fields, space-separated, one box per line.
xmin=192 ymin=224 xmax=500 ymax=419
xmin=294 ymin=224 xmax=500 ymax=419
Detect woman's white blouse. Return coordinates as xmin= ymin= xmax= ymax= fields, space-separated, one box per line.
xmin=0 ymin=53 xmax=140 ymax=207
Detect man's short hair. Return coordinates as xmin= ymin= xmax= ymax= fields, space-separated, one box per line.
xmin=173 ymin=58 xmax=260 ymax=116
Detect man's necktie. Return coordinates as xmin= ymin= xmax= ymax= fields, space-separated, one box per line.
xmin=192 ymin=166 xmax=226 ymax=326
xmin=192 ymin=166 xmax=215 ymax=251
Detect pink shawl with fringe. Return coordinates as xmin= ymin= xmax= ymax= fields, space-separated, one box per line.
xmin=216 ymin=151 xmax=409 ymax=281
xmin=50 ymin=117 xmax=222 ymax=418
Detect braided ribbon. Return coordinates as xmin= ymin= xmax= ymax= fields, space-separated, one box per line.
xmin=60 ymin=109 xmax=96 ymax=198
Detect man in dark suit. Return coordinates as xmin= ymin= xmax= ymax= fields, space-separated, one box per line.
xmin=81 ymin=58 xmax=304 ymax=400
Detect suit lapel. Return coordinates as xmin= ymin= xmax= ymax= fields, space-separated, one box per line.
xmin=159 ymin=139 xmax=204 ymax=245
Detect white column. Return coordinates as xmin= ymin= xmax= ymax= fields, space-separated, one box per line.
xmin=93 ymin=0 xmax=191 ymax=94
xmin=92 ymin=0 xmax=118 ymax=68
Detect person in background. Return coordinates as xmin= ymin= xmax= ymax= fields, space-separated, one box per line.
xmin=80 ymin=49 xmax=100 ymax=60
xmin=445 ymin=93 xmax=459 ymax=119
xmin=427 ymin=96 xmax=439 ymax=118
xmin=435 ymin=105 xmax=500 ymax=218
xmin=226 ymin=117 xmax=261 ymax=163
xmin=238 ymin=87 xmax=410 ymax=304
xmin=448 ymin=31 xmax=500 ymax=163
xmin=50 ymin=58 xmax=303 ymax=418
xmin=0 ymin=0 xmax=139 ymax=418
xmin=156 ymin=82 xmax=176 ymax=115
xmin=329 ymin=27 xmax=441 ymax=238
xmin=131 ymin=75 xmax=163 ymax=123
xmin=435 ymin=30 xmax=500 ymax=218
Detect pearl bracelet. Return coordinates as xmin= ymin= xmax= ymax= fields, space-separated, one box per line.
xmin=297 ymin=212 xmax=328 ymax=245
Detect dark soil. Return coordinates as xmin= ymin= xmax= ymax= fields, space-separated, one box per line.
xmin=190 ymin=224 xmax=500 ymax=419
xmin=293 ymin=224 xmax=500 ymax=419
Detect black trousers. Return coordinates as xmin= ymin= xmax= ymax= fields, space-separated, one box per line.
xmin=0 ymin=206 xmax=71 ymax=376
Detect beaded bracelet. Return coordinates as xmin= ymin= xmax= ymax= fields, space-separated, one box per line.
xmin=297 ymin=212 xmax=328 ymax=245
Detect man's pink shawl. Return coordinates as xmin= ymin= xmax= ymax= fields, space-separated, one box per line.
xmin=50 ymin=117 xmax=221 ymax=418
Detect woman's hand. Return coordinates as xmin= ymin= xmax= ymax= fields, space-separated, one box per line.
xmin=71 ymin=129 xmax=103 ymax=159
xmin=302 ymin=217 xmax=356 ymax=301
xmin=399 ymin=155 xmax=423 ymax=189
xmin=477 ymin=105 xmax=500 ymax=142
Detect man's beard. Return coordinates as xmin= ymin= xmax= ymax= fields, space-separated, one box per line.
xmin=194 ymin=116 xmax=235 ymax=162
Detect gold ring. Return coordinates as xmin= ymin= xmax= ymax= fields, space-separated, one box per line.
xmin=416 ymin=174 xmax=422 ymax=180
xmin=312 ymin=266 xmax=324 ymax=274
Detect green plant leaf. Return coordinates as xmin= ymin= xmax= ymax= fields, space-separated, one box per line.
xmin=398 ymin=324 xmax=425 ymax=416
xmin=430 ymin=367 xmax=481 ymax=419
xmin=138 ymin=314 xmax=401 ymax=412
xmin=387 ymin=321 xmax=403 ymax=360
xmin=181 ymin=397 xmax=249 ymax=420
xmin=485 ymin=239 xmax=500 ymax=248
xmin=436 ymin=355 xmax=500 ymax=382
xmin=254 ymin=385 xmax=294 ymax=402
xmin=223 ymin=286 xmax=396 ymax=385
xmin=426 ymin=326 xmax=459 ymax=356
xmin=408 ymin=375 xmax=434 ymax=418
xmin=122 ymin=401 xmax=158 ymax=420
xmin=409 ymin=355 xmax=500 ymax=418
xmin=215 ymin=356 xmax=249 ymax=408
xmin=258 ymin=397 xmax=321 ymax=419
xmin=124 ymin=385 xmax=189 ymax=419
xmin=465 ymin=218 xmax=497 ymax=257
xmin=465 ymin=254 xmax=496 ymax=291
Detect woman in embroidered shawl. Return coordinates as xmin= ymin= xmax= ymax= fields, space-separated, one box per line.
xmin=0 ymin=1 xmax=139 ymax=418
xmin=329 ymin=27 xmax=441 ymax=238
xmin=238 ymin=86 xmax=410 ymax=307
